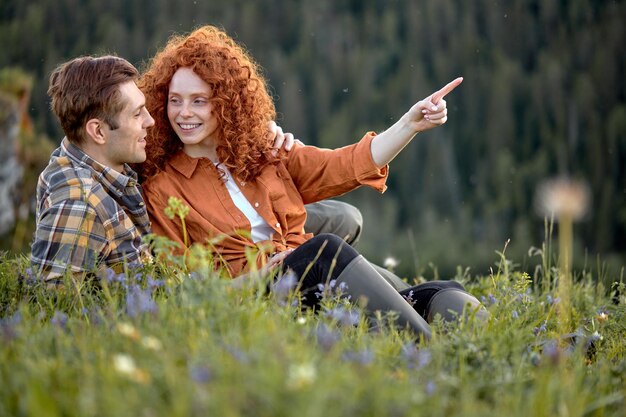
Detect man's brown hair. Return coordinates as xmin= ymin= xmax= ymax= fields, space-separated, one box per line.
xmin=48 ymin=55 xmax=139 ymax=144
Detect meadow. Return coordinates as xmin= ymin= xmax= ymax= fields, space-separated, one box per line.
xmin=1 ymin=235 xmax=625 ymax=417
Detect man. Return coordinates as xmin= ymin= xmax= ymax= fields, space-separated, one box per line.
xmin=31 ymin=56 xmax=154 ymax=281
xmin=31 ymin=55 xmax=364 ymax=283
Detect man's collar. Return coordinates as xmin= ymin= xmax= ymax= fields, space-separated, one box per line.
xmin=61 ymin=138 xmax=138 ymax=194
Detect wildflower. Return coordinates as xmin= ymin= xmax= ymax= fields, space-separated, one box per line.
xmin=0 ymin=313 xmax=21 ymax=343
xmin=542 ymin=340 xmax=562 ymax=365
xmin=596 ymin=310 xmax=609 ymax=323
xmin=315 ymin=323 xmax=340 ymax=351
xmin=342 ymin=349 xmax=375 ymax=365
xmin=297 ymin=316 xmax=307 ymax=325
xmin=315 ymin=280 xmax=335 ymax=298
xmin=315 ymin=279 xmax=348 ymax=300
xmin=133 ymin=272 xmax=144 ymax=283
xmin=225 ymin=346 xmax=249 ymax=364
xmin=287 ymin=362 xmax=317 ymax=389
xmin=189 ymin=365 xmax=213 ymax=384
xmin=113 ymin=354 xmax=137 ymax=375
xmin=402 ymin=290 xmax=416 ymax=306
xmin=511 ymin=310 xmax=519 ymax=319
xmin=105 ymin=268 xmax=127 ymax=285
xmin=383 ymin=256 xmax=399 ymax=271
xmin=532 ymin=322 xmax=547 ymax=336
xmin=147 ymin=277 xmax=165 ymax=289
xmin=189 ymin=271 xmax=203 ymax=280
xmin=425 ymin=380 xmax=436 ymax=396
xmin=125 ymin=284 xmax=158 ymax=318
xmin=113 ymin=353 xmax=151 ymax=384
xmin=324 ymin=306 xmax=360 ymax=327
xmin=589 ymin=331 xmax=602 ymax=343
xmin=141 ymin=336 xmax=162 ymax=351
xmin=272 ymin=271 xmax=298 ymax=305
xmin=51 ymin=311 xmax=68 ymax=329
xmin=535 ymin=178 xmax=590 ymax=221
xmin=401 ymin=343 xmax=431 ymax=370
xmin=488 ymin=294 xmax=498 ymax=305
xmin=117 ymin=322 xmax=140 ymax=341
xmin=546 ymin=295 xmax=560 ymax=306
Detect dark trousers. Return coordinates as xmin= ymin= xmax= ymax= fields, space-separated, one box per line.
xmin=280 ymin=234 xmax=464 ymax=317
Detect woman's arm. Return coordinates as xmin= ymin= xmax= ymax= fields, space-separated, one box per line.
xmin=370 ymin=77 xmax=463 ymax=167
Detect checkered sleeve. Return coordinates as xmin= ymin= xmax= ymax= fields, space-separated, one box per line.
xmin=30 ymin=198 xmax=108 ymax=280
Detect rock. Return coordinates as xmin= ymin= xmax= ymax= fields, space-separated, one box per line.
xmin=0 ymin=92 xmax=23 ymax=236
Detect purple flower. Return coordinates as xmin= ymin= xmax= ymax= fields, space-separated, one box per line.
xmin=80 ymin=307 xmax=103 ymax=326
xmin=342 ymin=349 xmax=375 ymax=365
xmin=425 ymin=380 xmax=436 ymax=396
xmin=532 ymin=322 xmax=547 ymax=336
xmin=315 ymin=324 xmax=340 ymax=351
xmin=105 ymin=268 xmax=127 ymax=285
xmin=224 ymin=345 xmax=249 ymax=364
xmin=51 ymin=311 xmax=68 ymax=329
xmin=272 ymin=271 xmax=298 ymax=305
xmin=401 ymin=343 xmax=431 ymax=370
xmin=402 ymin=290 xmax=416 ymax=306
xmin=546 ymin=295 xmax=560 ymax=306
xmin=324 ymin=306 xmax=360 ymax=327
xmin=147 ymin=277 xmax=165 ymax=289
xmin=542 ymin=341 xmax=560 ymax=363
xmin=126 ymin=285 xmax=158 ymax=317
xmin=189 ymin=365 xmax=213 ymax=384
xmin=0 ymin=312 xmax=21 ymax=342
xmin=488 ymin=294 xmax=498 ymax=305
xmin=315 ymin=279 xmax=348 ymax=299
xmin=511 ymin=310 xmax=519 ymax=319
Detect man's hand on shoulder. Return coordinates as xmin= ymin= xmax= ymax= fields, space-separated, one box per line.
xmin=267 ymin=121 xmax=304 ymax=157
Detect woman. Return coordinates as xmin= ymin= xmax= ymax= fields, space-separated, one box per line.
xmin=139 ymin=26 xmax=484 ymax=340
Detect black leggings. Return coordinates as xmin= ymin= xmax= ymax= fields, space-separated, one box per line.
xmin=280 ymin=233 xmax=465 ymax=316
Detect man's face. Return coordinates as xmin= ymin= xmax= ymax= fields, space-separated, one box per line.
xmin=101 ymin=81 xmax=154 ymax=172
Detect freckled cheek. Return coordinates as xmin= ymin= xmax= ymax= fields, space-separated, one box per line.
xmin=167 ymin=108 xmax=177 ymax=126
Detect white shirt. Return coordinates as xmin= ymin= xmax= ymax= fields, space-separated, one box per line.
xmin=219 ymin=165 xmax=274 ymax=243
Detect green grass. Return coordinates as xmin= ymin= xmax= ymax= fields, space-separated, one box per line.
xmin=1 ymin=247 xmax=625 ymax=417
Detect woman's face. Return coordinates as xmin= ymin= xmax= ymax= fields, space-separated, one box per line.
xmin=167 ymin=67 xmax=219 ymax=152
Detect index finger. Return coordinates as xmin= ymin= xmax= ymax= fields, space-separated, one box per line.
xmin=431 ymin=77 xmax=463 ymax=104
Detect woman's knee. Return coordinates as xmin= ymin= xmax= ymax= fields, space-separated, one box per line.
xmin=290 ymin=234 xmax=359 ymax=275
xmin=306 ymin=233 xmax=353 ymax=254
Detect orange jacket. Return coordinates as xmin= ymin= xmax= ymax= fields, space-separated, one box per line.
xmin=142 ymin=132 xmax=388 ymax=277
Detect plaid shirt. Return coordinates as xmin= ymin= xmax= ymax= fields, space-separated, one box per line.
xmin=31 ymin=138 xmax=152 ymax=280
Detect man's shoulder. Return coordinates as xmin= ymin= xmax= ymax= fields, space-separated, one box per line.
xmin=39 ymin=155 xmax=101 ymax=204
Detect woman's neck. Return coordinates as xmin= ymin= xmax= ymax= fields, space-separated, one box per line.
xmin=183 ymin=142 xmax=219 ymax=163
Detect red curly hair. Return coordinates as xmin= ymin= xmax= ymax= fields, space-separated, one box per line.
xmin=138 ymin=25 xmax=278 ymax=181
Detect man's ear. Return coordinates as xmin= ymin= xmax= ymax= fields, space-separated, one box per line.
xmin=85 ymin=118 xmax=107 ymax=145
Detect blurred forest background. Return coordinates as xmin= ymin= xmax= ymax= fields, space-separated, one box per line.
xmin=0 ymin=0 xmax=624 ymax=279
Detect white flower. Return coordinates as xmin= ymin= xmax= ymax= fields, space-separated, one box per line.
xmin=287 ymin=362 xmax=317 ymax=389
xmin=113 ymin=354 xmax=137 ymax=375
xmin=141 ymin=336 xmax=162 ymax=351
xmin=117 ymin=322 xmax=140 ymax=340
xmin=383 ymin=256 xmax=399 ymax=270
xmin=535 ymin=178 xmax=590 ymax=220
